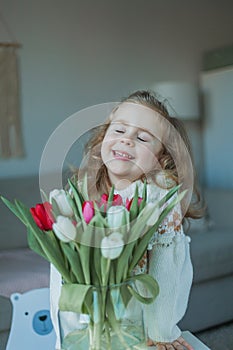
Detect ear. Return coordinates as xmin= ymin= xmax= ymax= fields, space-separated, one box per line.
xmin=11 ymin=293 xmax=21 ymax=304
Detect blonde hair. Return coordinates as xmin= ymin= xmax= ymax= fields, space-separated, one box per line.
xmin=78 ymin=90 xmax=205 ymax=220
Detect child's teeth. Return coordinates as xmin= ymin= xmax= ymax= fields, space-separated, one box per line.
xmin=115 ymin=151 xmax=132 ymax=159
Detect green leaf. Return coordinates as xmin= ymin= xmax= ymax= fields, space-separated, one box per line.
xmin=51 ymin=198 xmax=61 ymax=218
xmin=128 ymin=190 xmax=187 ymax=272
xmin=79 ymin=172 xmax=89 ymax=201
xmin=154 ymin=190 xmax=187 ymax=231
xmin=78 ymin=224 xmax=96 ymax=285
xmin=126 ymin=274 xmax=159 ymax=304
xmin=60 ymin=242 xmax=85 ymax=284
xmin=68 ymin=179 xmax=85 ymax=223
xmin=119 ymin=208 xmax=130 ymax=236
xmin=158 ymin=184 xmax=182 ymax=209
xmin=1 ymin=196 xmax=27 ymax=225
xmin=91 ymin=247 xmax=101 ymax=285
xmin=127 ymin=227 xmax=154 ymax=272
xmin=66 ymin=191 xmax=81 ymax=221
xmin=27 ymin=227 xmax=48 ymax=260
xmin=128 ymin=204 xmax=154 ymax=242
xmin=137 ymin=180 xmax=147 ymax=213
xmin=91 ymin=201 xmax=108 ymax=227
xmin=100 ymin=256 xmax=111 ymax=286
xmin=15 ymin=200 xmax=72 ymax=282
xmin=15 ymin=199 xmax=38 ymax=225
xmin=115 ymin=241 xmax=135 ymax=283
xmin=129 ymin=184 xmax=139 ymax=220
xmin=80 ymin=244 xmax=91 ymax=284
xmin=107 ymin=185 xmax=115 ymax=209
xmin=119 ymin=282 xmax=132 ymax=308
xmin=59 ymin=283 xmax=92 ymax=314
xmin=109 ymin=262 xmax=116 ymax=284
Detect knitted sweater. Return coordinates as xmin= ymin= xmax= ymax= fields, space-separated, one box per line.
xmin=50 ymin=180 xmax=193 ymax=348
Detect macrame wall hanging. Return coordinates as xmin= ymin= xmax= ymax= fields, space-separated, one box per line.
xmin=0 ymin=12 xmax=24 ymax=158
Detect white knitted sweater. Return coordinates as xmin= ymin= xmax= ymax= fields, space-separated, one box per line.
xmin=50 ymin=180 xmax=193 ymax=348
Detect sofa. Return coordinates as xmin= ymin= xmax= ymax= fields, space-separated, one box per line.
xmin=0 ymin=176 xmax=50 ymax=349
xmin=0 ymin=175 xmax=233 ymax=349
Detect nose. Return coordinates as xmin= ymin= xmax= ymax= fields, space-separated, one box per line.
xmin=39 ymin=315 xmax=47 ymax=322
xmin=120 ymin=137 xmax=134 ymax=147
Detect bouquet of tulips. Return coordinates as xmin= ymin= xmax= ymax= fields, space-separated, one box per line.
xmin=1 ymin=178 xmax=185 ymax=350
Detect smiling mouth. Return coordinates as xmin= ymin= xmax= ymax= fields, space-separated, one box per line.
xmin=112 ymin=150 xmax=134 ymax=160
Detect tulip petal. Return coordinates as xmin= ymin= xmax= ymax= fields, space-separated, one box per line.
xmin=50 ymin=189 xmax=73 ymax=217
xmin=53 ymin=216 xmax=77 ymax=242
xmin=101 ymin=232 xmax=124 ymax=259
xmin=82 ymin=201 xmax=94 ymax=224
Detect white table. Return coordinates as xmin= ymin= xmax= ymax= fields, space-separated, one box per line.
xmin=182 ymin=331 xmax=211 ymax=349
xmin=148 ymin=331 xmax=211 ymax=349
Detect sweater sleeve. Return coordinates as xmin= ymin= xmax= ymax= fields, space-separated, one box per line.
xmin=144 ymin=232 xmax=193 ymax=342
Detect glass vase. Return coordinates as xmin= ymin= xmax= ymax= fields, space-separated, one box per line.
xmin=60 ymin=282 xmax=147 ymax=350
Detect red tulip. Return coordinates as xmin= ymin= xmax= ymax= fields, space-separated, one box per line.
xmin=125 ymin=197 xmax=143 ymax=211
xmin=30 ymin=202 xmax=54 ymax=231
xmin=99 ymin=193 xmax=123 ymax=211
xmin=82 ymin=201 xmax=95 ymax=224
xmin=113 ymin=194 xmax=123 ymax=206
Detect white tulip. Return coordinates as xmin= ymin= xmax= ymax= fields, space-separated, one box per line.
xmin=49 ymin=189 xmax=73 ymax=217
xmin=52 ymin=215 xmax=77 ymax=242
xmin=107 ymin=206 xmax=128 ymax=228
xmin=101 ymin=232 xmax=124 ymax=260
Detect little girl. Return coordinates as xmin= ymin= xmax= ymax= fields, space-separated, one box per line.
xmin=50 ymin=90 xmax=203 ymax=350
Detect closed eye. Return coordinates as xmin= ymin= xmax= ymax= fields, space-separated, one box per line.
xmin=137 ymin=136 xmax=147 ymax=142
xmin=115 ymin=129 xmax=125 ymax=133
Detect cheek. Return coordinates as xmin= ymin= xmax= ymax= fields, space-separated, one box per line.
xmin=138 ymin=146 xmax=160 ymax=168
xmin=139 ymin=144 xmax=157 ymax=159
xmin=101 ymin=137 xmax=112 ymax=159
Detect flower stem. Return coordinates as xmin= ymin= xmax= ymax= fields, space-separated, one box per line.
xmin=104 ymin=318 xmax=111 ymax=349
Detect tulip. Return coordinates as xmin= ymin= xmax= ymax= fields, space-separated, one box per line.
xmin=49 ymin=189 xmax=73 ymax=217
xmin=101 ymin=232 xmax=124 ymax=259
xmin=125 ymin=197 xmax=143 ymax=211
xmin=99 ymin=193 xmax=123 ymax=211
xmin=107 ymin=205 xmax=128 ymax=228
xmin=30 ymin=202 xmax=54 ymax=231
xmin=82 ymin=201 xmax=94 ymax=224
xmin=52 ymin=215 xmax=77 ymax=242
xmin=112 ymin=194 xmax=123 ymax=206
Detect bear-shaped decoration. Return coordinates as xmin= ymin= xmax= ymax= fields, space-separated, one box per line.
xmin=6 ymin=288 xmax=56 ymax=350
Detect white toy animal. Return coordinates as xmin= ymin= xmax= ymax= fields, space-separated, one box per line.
xmin=6 ymin=288 xmax=56 ymax=350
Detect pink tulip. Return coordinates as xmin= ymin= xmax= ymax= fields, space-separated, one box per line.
xmin=82 ymin=201 xmax=94 ymax=224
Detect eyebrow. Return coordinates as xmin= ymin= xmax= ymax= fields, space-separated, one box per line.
xmin=111 ymin=120 xmax=156 ymax=138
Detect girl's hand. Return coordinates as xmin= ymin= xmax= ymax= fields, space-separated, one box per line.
xmin=147 ymin=336 xmax=194 ymax=350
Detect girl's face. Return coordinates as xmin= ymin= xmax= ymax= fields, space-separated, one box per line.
xmin=101 ymin=102 xmax=164 ymax=189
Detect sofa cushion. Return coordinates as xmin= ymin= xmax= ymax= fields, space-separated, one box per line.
xmin=0 ymin=248 xmax=50 ymax=298
xmin=0 ymin=295 xmax=12 ymax=332
xmin=190 ymin=229 xmax=233 ymax=283
xmin=0 ymin=175 xmax=41 ymax=250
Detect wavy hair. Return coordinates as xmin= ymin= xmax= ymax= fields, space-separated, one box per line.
xmin=77 ymin=90 xmax=205 ymax=220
